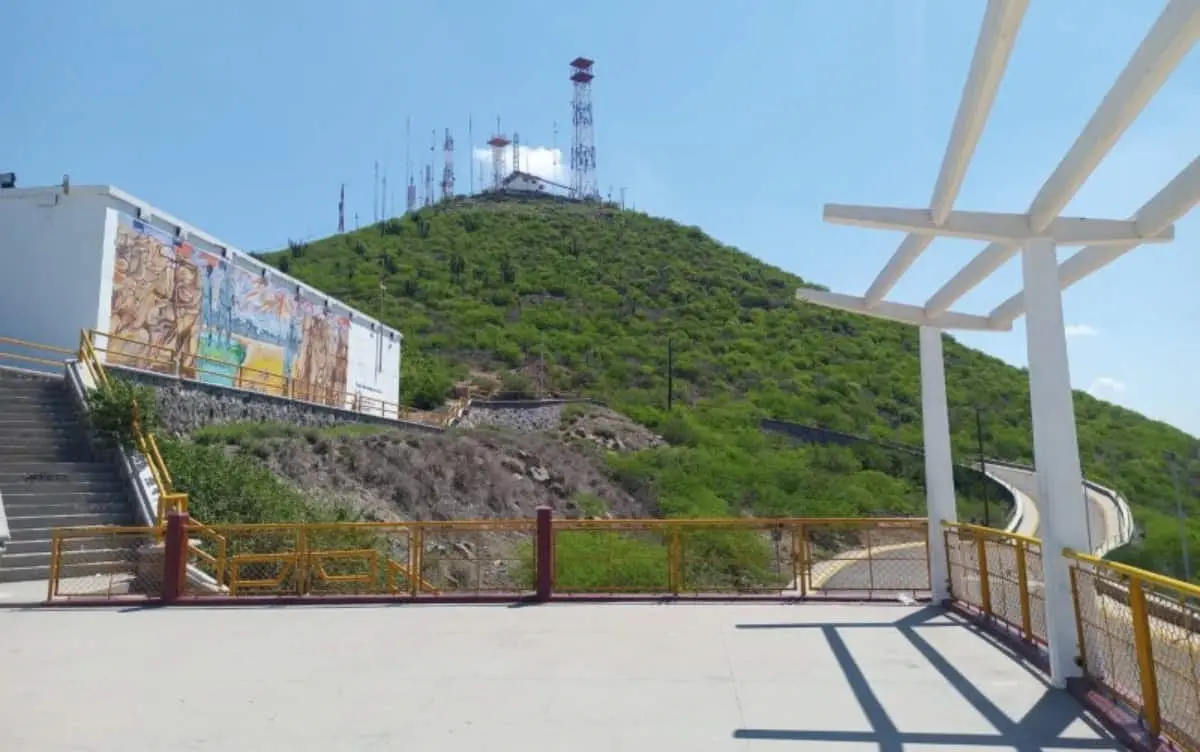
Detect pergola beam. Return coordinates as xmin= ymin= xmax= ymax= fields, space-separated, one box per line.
xmin=989 ymin=156 xmax=1200 ymax=326
xmin=795 ymin=288 xmax=1011 ymax=332
xmin=863 ymin=0 xmax=1029 ymax=308
xmin=823 ymin=204 xmax=1174 ymax=245
xmin=923 ymin=0 xmax=1200 ymax=317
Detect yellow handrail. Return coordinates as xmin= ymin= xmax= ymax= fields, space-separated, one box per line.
xmin=945 ymin=523 xmax=1199 ymax=749
xmin=1066 ymin=548 xmax=1200 ymax=599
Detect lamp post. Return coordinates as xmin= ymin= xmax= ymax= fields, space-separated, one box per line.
xmin=1166 ymin=450 xmax=1194 ymax=582
xmin=973 ymin=406 xmax=991 ymax=528
xmin=667 ymin=336 xmax=674 ymax=411
xmin=954 ymin=405 xmax=992 ymax=527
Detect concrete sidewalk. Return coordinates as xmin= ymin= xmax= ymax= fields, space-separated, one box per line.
xmin=0 ymin=601 xmax=1121 ymax=751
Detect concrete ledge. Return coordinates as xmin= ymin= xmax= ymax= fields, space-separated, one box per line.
xmin=468 ymin=397 xmax=607 ymax=409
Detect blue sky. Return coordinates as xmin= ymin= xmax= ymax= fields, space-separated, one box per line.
xmin=3 ymin=1 xmax=1197 ymax=436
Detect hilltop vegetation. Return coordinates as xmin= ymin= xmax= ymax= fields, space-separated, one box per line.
xmin=260 ymin=193 xmax=1198 ymax=581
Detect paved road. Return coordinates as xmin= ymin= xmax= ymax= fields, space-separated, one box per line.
xmin=984 ymin=464 xmax=1112 ymax=550
xmin=813 ymin=464 xmax=1113 ymax=595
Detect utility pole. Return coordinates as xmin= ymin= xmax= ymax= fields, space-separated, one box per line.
xmin=666 ymin=336 xmax=674 ymax=411
xmin=975 ymin=406 xmax=990 ymax=527
xmin=1167 ymin=451 xmax=1193 ymax=582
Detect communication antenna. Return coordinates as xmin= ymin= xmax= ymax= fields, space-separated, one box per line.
xmin=424 ymin=130 xmax=435 ymax=206
xmin=468 ymin=114 xmax=475 ymax=194
xmin=405 ymin=117 xmax=416 ymax=213
xmin=441 ymin=128 xmax=455 ymax=201
xmin=337 ymin=183 xmax=345 ymax=233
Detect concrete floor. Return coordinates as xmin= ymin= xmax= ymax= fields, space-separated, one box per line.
xmin=0 ymin=600 xmax=1124 ymax=751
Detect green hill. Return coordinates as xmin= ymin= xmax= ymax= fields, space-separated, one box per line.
xmin=260 ymin=193 xmax=1199 ymax=581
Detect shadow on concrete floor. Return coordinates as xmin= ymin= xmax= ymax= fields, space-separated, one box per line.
xmin=733 ymin=606 xmax=1117 ymax=751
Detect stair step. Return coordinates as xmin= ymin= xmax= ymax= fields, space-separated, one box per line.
xmin=0 ymin=406 xmax=78 ymax=417
xmin=0 ymin=419 xmax=82 ymax=431
xmin=0 ymin=441 xmax=87 ymax=453
xmin=0 ymin=439 xmax=84 ymax=451
xmin=0 ymin=440 xmax=87 ymax=453
xmin=0 ymin=478 xmax=124 ymax=493
xmin=0 ymin=452 xmax=92 ymax=464
xmin=5 ymin=511 xmax=133 ymax=531
xmin=0 ymin=560 xmax=138 ymax=585
xmin=0 ymin=546 xmax=135 ymax=571
xmin=2 ymin=530 xmax=142 ymax=557
xmin=0 ymin=492 xmax=128 ymax=512
xmin=2 ymin=537 xmax=52 ymax=556
xmin=0 ymin=462 xmax=121 ymax=475
xmin=0 ymin=425 xmax=82 ymax=436
xmin=0 ymin=386 xmax=67 ymax=398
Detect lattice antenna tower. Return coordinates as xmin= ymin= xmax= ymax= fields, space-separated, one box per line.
xmin=487 ymin=116 xmax=511 ymax=191
xmin=441 ymin=128 xmax=455 ymax=201
xmin=569 ymin=57 xmax=597 ymax=200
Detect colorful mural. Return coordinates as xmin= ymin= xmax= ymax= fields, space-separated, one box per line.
xmin=107 ymin=213 xmax=349 ymax=400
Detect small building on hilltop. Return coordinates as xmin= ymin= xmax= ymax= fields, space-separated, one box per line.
xmin=499 ymin=170 xmax=572 ymax=197
xmin=0 ymin=181 xmax=401 ymax=414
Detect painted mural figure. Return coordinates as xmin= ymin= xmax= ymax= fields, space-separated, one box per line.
xmin=107 ymin=212 xmax=350 ymax=401
xmin=216 ymin=262 xmax=236 ymax=349
xmin=284 ymin=313 xmax=304 ymax=385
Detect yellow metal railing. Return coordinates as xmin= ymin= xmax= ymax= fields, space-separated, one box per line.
xmin=944 ymin=521 xmax=1200 ymax=751
xmin=944 ymin=522 xmax=1046 ymax=644
xmin=551 ymin=516 xmax=928 ymax=596
xmin=0 ymin=335 xmax=76 ymax=371
xmin=1067 ymin=550 xmax=1200 ymax=750
xmin=47 ymin=516 xmax=932 ymax=600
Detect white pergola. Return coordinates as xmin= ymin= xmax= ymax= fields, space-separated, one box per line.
xmin=797 ymin=0 xmax=1200 ymax=688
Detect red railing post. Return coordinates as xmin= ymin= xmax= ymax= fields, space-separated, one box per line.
xmin=535 ymin=506 xmax=554 ymax=602
xmin=161 ymin=511 xmax=189 ymax=604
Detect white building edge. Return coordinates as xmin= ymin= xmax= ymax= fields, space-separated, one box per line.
xmin=0 ymin=181 xmax=403 ymax=410
xmin=796 ymin=0 xmax=1200 ymax=688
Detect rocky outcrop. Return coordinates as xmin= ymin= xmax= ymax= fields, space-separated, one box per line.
xmin=457 ymin=400 xmax=665 ymax=453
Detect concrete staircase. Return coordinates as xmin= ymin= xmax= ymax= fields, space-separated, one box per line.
xmin=0 ymin=374 xmax=135 ymax=583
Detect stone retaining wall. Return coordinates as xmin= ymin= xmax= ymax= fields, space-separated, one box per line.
xmin=109 ymin=366 xmax=440 ymax=436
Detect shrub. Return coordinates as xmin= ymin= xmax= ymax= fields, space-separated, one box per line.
xmin=86 ymin=378 xmax=161 ymax=447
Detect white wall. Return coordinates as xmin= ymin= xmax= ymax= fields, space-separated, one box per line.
xmin=346 ymin=319 xmax=402 ymax=415
xmin=506 ymin=174 xmax=547 ymax=193
xmin=0 ymin=187 xmax=112 ymax=361
xmin=0 ymin=183 xmax=402 ymax=406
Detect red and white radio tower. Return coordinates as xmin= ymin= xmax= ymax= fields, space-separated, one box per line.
xmin=441 ymin=129 xmax=455 ymax=201
xmin=569 ymin=57 xmax=597 ymax=200
xmin=487 ymin=119 xmax=511 ymax=191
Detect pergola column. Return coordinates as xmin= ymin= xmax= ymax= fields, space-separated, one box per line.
xmin=919 ymin=326 xmax=958 ymax=603
xmin=1022 ymin=236 xmax=1092 ymax=687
